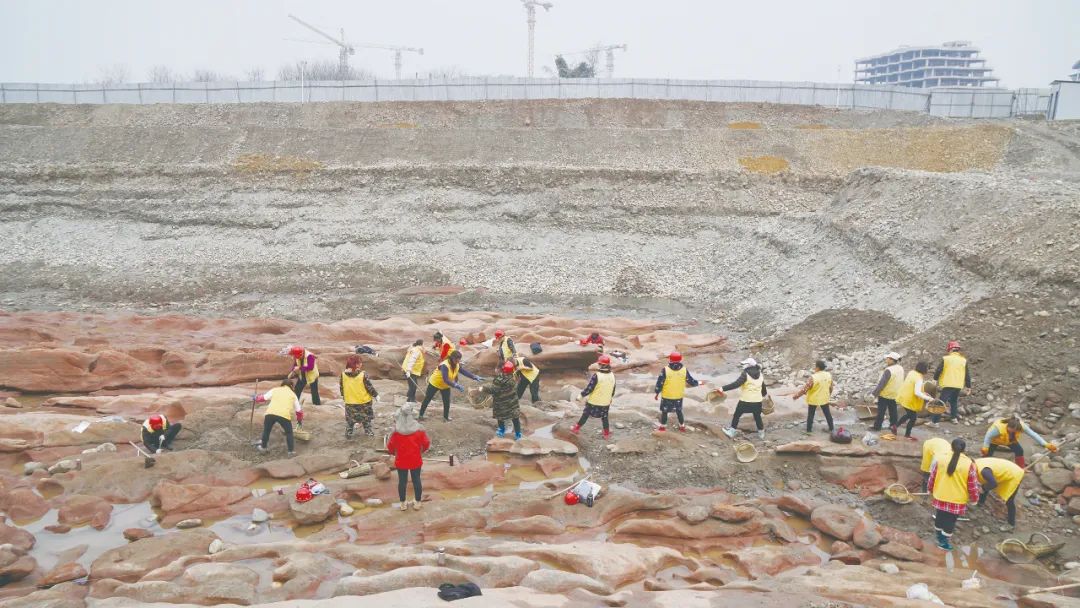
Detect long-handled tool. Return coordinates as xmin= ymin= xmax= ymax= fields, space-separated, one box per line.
xmin=128 ymin=441 xmax=156 ymax=468
xmin=248 ymin=378 xmax=260 ymax=444
xmin=546 ymin=473 xmax=592 ymax=500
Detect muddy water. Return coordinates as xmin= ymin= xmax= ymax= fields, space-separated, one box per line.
xmin=22 ymin=502 xmax=160 ymax=574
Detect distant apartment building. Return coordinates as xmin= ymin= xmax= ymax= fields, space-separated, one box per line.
xmin=855 ymin=41 xmax=999 ymax=88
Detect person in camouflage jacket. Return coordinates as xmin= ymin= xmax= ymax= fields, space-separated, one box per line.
xmin=483 ymin=361 xmax=523 ymax=440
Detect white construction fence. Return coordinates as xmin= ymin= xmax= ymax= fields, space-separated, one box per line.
xmin=0 ymin=78 xmax=1051 ymax=118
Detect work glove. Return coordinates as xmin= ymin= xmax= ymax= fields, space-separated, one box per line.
xmin=980 ymin=446 xmax=990 ymax=456
xmin=296 ymin=411 xmax=305 ymax=424
xmin=1047 ymin=442 xmax=1059 ymax=453
xmin=253 ymin=395 xmax=266 ymax=403
xmin=375 ymin=395 xmax=381 ymax=403
xmin=453 ymin=383 xmax=465 ymax=392
xmin=474 ymin=376 xmax=486 ymax=382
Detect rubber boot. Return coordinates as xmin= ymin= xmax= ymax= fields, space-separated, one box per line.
xmin=758 ymin=430 xmax=766 ymax=440
xmin=570 ymin=424 xmax=581 ymax=435
xmin=937 ymin=531 xmax=953 ymax=551
xmin=496 ymin=427 xmax=506 ymax=438
xmin=602 ymin=429 xmax=612 ymax=440
xmin=679 ymin=425 xmax=687 ymax=433
xmin=657 ymin=425 xmax=666 ymax=432
xmin=514 ymin=431 xmax=522 ymax=440
xmin=1015 ymin=455 xmax=1026 ymax=468
xmin=722 ymin=427 xmax=736 ymax=439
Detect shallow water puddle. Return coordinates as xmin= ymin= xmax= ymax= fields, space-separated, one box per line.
xmin=22 ymin=502 xmax=161 ymax=573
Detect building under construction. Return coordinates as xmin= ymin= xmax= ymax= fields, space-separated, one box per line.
xmin=855 ymin=41 xmax=999 ymax=88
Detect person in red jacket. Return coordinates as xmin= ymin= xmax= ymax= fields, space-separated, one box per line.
xmin=385 ymin=403 xmax=431 ymax=511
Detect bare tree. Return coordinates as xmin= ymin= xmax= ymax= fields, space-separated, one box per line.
xmin=191 ymin=69 xmax=236 ymax=82
xmin=244 ymin=67 xmax=266 ymax=82
xmin=277 ymin=59 xmax=371 ymax=81
xmin=147 ymin=65 xmax=181 ymax=84
xmin=96 ymin=64 xmax=130 ymax=86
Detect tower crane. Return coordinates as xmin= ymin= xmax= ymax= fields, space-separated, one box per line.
xmin=354 ymin=44 xmax=424 ymax=80
xmin=520 ymin=1 xmax=553 ymax=78
xmin=288 ymin=14 xmax=355 ymax=78
xmin=558 ymin=44 xmax=627 ymax=78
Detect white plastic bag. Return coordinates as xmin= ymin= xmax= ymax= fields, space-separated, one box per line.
xmin=961 ymin=572 xmax=981 ymax=590
xmin=906 ymin=583 xmax=944 ymax=605
xmin=862 ymin=432 xmax=879 ymax=447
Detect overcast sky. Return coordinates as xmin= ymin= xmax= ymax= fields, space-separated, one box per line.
xmin=1 ymin=0 xmax=1076 ymax=88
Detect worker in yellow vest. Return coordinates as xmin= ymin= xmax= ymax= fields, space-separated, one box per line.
xmin=253 ymin=378 xmax=304 ymax=457
xmin=401 ymin=339 xmax=426 ymax=403
xmin=340 ymin=355 xmax=379 ymax=438
xmin=142 ymin=414 xmax=182 ymax=454
xmin=871 ymin=352 xmax=904 ymax=432
xmin=513 ymin=354 xmax=542 ymax=403
xmin=920 ymin=437 xmax=951 ymax=491
xmin=432 ymin=331 xmax=456 ymax=362
xmin=494 ymin=330 xmax=517 ymax=365
xmin=418 ymin=350 xmax=483 ymax=422
xmin=791 ymin=360 xmax=835 ymax=434
xmin=720 ymin=358 xmax=768 ymax=441
xmin=927 ymin=437 xmax=979 ymax=550
xmin=653 ymin=352 xmax=702 ymax=432
xmin=975 ymin=457 xmax=1025 ymax=529
xmin=933 ymin=341 xmax=971 ymax=423
xmin=572 ymin=354 xmax=616 ymax=440
xmin=288 ymin=345 xmax=321 ymax=405
xmin=980 ymin=415 xmax=1056 ymax=468
xmin=893 ymin=361 xmax=938 ymax=440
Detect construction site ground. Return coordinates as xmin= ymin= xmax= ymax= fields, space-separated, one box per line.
xmin=0 ymin=99 xmax=1078 ymax=607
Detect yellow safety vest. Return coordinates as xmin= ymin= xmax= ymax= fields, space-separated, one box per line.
xmin=341 ymin=371 xmax=373 ymax=405
xmin=142 ymin=415 xmax=169 ymax=433
xmin=940 ymin=352 xmax=967 ymax=389
xmin=975 ymin=457 xmax=1024 ymax=500
xmin=988 ymin=419 xmax=1017 ymax=447
xmin=515 ymin=356 xmax=540 ymax=382
xmin=738 ymin=373 xmax=764 ymax=403
xmin=587 ymin=371 xmax=615 ymax=407
xmin=294 ymin=350 xmax=319 ymax=383
xmin=898 ymin=371 xmax=925 ymax=412
xmin=931 ymin=452 xmax=973 ymax=504
xmin=429 ymin=361 xmax=459 ymax=390
xmin=266 ymin=386 xmax=298 ymax=419
xmin=920 ymin=438 xmax=951 ymax=473
xmin=807 ymin=371 xmax=832 ymax=406
xmin=660 ymin=366 xmax=687 ymax=399
xmin=499 ymin=338 xmax=514 ymax=361
xmin=401 ymin=346 xmax=425 ymax=376
xmin=880 ymin=364 xmax=904 ymax=400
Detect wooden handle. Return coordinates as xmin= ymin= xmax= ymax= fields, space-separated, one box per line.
xmin=1025 ymin=581 xmax=1080 ymax=595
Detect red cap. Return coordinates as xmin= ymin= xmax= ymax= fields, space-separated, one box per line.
xmin=564 ymin=491 xmax=579 ymax=506
xmin=502 ymin=360 xmax=515 ymax=374
xmin=295 ymin=485 xmax=313 ymax=503
xmin=946 ymin=341 xmax=961 ymax=352
xmin=459 ymin=338 xmax=468 ymax=346
xmin=668 ymin=351 xmax=682 ymax=363
xmin=597 ymin=355 xmax=611 ymax=366
xmin=494 ymin=330 xmax=504 ymax=339
xmin=289 ymin=345 xmax=304 ymax=358
xmin=148 ymin=414 xmax=164 ymax=430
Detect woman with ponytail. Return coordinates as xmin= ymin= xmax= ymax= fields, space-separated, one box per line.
xmin=926 ymin=437 xmax=979 ymax=550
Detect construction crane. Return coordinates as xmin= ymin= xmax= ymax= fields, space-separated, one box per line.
xmin=520 ymin=1 xmax=553 ymax=78
xmin=558 ymin=44 xmax=627 ymax=78
xmin=354 ymin=44 xmax=424 ymax=80
xmin=288 ymin=14 xmax=355 ymax=78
